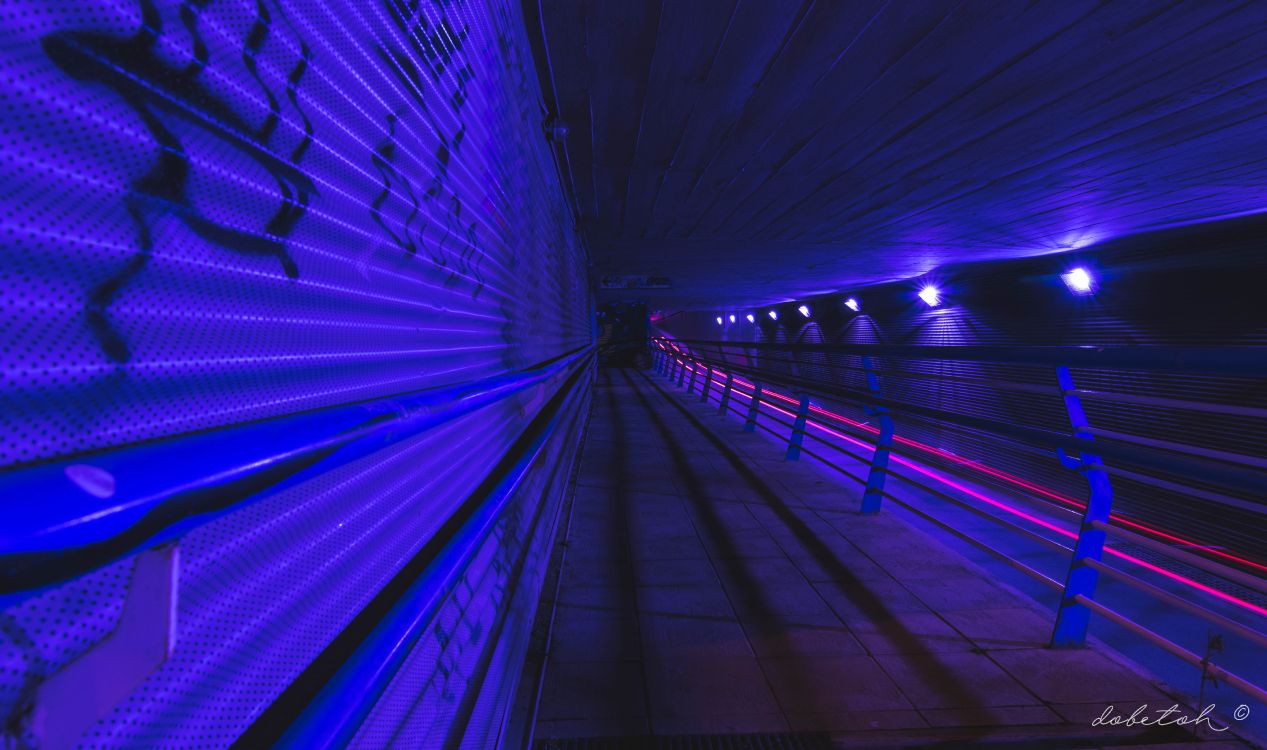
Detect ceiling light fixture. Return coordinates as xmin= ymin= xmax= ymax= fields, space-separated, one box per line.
xmin=918 ymin=285 xmax=941 ymax=307
xmin=1061 ymin=267 xmax=1096 ymax=295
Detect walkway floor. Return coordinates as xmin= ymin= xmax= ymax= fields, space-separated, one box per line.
xmin=531 ymin=367 xmax=1256 ymax=749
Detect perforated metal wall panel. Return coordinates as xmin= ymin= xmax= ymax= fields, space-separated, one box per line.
xmin=0 ymin=0 xmax=590 ymax=747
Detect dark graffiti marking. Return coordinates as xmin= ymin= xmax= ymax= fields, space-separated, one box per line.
xmin=372 ymin=0 xmax=493 ymax=300
xmin=42 ymin=0 xmax=315 ymax=363
xmin=370 ymin=111 xmax=424 ymax=259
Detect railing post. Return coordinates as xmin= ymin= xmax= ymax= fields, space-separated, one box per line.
xmin=666 ymin=355 xmax=675 ymax=380
xmin=1051 ymin=365 xmax=1114 ymax=648
xmin=687 ymin=358 xmax=697 ymax=394
xmin=786 ymin=391 xmax=810 ymax=460
xmin=718 ymin=373 xmax=734 ymax=415
xmin=860 ymin=355 xmax=894 ymax=514
xmin=699 ymin=365 xmax=712 ymax=402
xmin=677 ymin=356 xmax=687 ymax=387
xmin=744 ymin=382 xmax=762 ymax=432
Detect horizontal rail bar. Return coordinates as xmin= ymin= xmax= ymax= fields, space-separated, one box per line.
xmin=665 ymin=347 xmax=1267 ymax=497
xmin=1069 ymin=389 xmax=1267 ymax=420
xmin=661 ymin=338 xmax=1267 ymax=375
xmin=1090 ymin=520 xmax=1267 ymax=598
xmin=251 ymin=354 xmax=593 ymax=749
xmin=1106 ymin=466 xmax=1267 ymax=517
xmin=662 ymin=345 xmax=1267 ymax=602
xmin=881 ymin=492 xmax=1065 ymax=592
xmin=1084 ymin=426 xmax=1267 ymax=470
xmin=1083 ymin=559 xmax=1267 ymax=651
xmin=693 ymin=362 xmax=1079 ymax=559
xmin=1073 ymin=594 xmax=1267 ymax=705
xmin=0 ymin=346 xmax=594 ymax=597
xmin=661 ymin=341 xmax=1267 ymax=691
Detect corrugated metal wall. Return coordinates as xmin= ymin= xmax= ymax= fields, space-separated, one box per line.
xmin=0 ymin=0 xmax=590 ymax=746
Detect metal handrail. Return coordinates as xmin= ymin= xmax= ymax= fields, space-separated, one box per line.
xmin=0 ymin=345 xmax=594 ymax=598
xmin=655 ymin=343 xmax=1267 ymax=498
xmin=687 ymin=339 xmax=1267 ymax=416
xmin=1090 ymin=519 xmax=1267 ymax=597
xmin=666 ymin=338 xmax=1267 ymax=375
xmin=1073 ymin=594 xmax=1267 ymax=705
xmin=652 ymin=339 xmax=1267 ymax=708
xmin=255 ymin=352 xmax=594 ymax=750
xmin=705 ymin=366 xmax=1079 ymax=554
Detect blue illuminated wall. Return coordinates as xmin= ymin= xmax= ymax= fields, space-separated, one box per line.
xmin=0 ymin=0 xmax=590 ymax=746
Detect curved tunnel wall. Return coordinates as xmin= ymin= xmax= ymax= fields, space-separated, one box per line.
xmin=0 ymin=1 xmax=590 ymax=747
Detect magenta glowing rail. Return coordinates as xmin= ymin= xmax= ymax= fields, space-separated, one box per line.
xmin=663 ymin=353 xmax=1267 ymax=620
xmin=726 ymin=371 xmax=1267 ymax=578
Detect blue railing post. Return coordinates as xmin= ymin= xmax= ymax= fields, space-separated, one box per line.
xmin=786 ymin=392 xmax=811 ymax=461
xmin=718 ymin=373 xmax=734 ymax=415
xmin=677 ymin=356 xmax=687 ymax=387
xmin=1051 ymin=365 xmax=1114 ymax=648
xmin=860 ymin=355 xmax=894 ymax=514
xmin=699 ymin=365 xmax=712 ymax=402
xmin=744 ymin=382 xmax=763 ymax=432
xmin=666 ymin=355 xmax=675 ymax=380
xmin=687 ymin=358 xmax=697 ymax=394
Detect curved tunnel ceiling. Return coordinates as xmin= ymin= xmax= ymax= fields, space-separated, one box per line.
xmin=536 ymin=0 xmax=1267 ymax=309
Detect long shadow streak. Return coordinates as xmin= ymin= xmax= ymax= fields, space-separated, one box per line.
xmin=626 ymin=366 xmax=992 ymax=732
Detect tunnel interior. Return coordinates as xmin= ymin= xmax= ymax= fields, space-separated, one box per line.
xmin=0 ymin=1 xmax=1266 ymax=749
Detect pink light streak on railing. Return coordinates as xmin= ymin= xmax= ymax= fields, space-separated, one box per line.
xmin=661 ymin=351 xmax=1267 ymax=617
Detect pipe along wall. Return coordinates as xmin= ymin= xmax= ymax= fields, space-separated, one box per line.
xmin=0 ymin=1 xmax=591 ymax=747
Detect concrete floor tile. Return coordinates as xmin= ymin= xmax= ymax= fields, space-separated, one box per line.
xmin=875 ymin=650 xmax=1041 ymax=709
xmin=632 ymin=536 xmax=710 ymax=561
xmin=788 ymin=548 xmax=893 ymax=583
xmin=548 ymin=612 xmax=640 ymax=663
xmin=636 ymin=584 xmax=736 ymax=618
xmin=533 ymin=717 xmax=651 ymax=739
xmin=990 ymin=648 xmax=1171 ymax=704
xmin=644 ymin=657 xmax=782 ymax=718
xmin=633 ymin=557 xmax=720 ymax=586
xmin=725 ymin=583 xmax=842 ymax=628
xmin=849 ymin=611 xmax=975 ymax=654
xmin=537 ymin=660 xmax=647 ymax=720
xmin=919 ymin=704 xmax=1063 ymax=728
xmin=940 ymin=606 xmax=1056 ymax=650
xmin=900 ymin=576 xmax=1022 ymax=612
xmin=700 ymin=529 xmax=787 ymax=559
xmin=650 ymin=714 xmax=790 ymax=735
xmin=813 ymin=578 xmax=932 ymax=621
xmin=787 ymin=709 xmax=927 ymax=733
xmin=761 ymin=654 xmax=913 ymax=713
xmin=556 ymin=585 xmax=636 ymax=618
xmin=743 ymin=621 xmax=866 ymax=659
xmin=641 ymin=614 xmax=753 ymax=660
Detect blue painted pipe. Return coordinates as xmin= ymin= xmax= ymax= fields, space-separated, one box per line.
xmin=0 ymin=346 xmax=593 ymax=600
